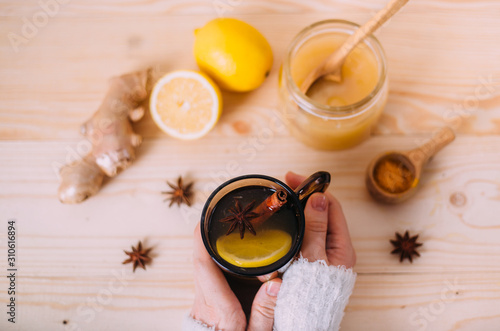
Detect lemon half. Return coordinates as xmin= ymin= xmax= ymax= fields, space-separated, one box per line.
xmin=216 ymin=229 xmax=292 ymax=268
xmin=150 ymin=70 xmax=222 ymax=140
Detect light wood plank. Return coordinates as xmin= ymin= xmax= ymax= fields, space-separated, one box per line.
xmin=1 ymin=135 xmax=500 ymax=276
xmin=2 ymin=0 xmax=500 ymax=16
xmin=1 ymin=9 xmax=499 ymax=139
xmin=345 ymin=273 xmax=500 ymax=331
xmin=0 ymin=271 xmax=499 ymax=330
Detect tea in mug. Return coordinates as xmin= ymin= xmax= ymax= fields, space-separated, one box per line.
xmin=207 ymin=186 xmax=299 ymax=268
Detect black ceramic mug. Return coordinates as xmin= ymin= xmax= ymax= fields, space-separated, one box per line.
xmin=200 ymin=171 xmax=331 ymax=277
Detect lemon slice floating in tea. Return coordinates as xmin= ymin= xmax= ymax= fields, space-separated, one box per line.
xmin=216 ymin=229 xmax=292 ymax=268
xmin=150 ymin=70 xmax=222 ymax=140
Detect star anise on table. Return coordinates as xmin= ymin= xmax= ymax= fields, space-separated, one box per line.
xmin=220 ymin=199 xmax=260 ymax=239
xmin=162 ymin=176 xmax=194 ymax=207
xmin=123 ymin=241 xmax=152 ymax=272
xmin=390 ymin=231 xmax=423 ymax=263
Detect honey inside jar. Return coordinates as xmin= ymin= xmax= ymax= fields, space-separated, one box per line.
xmin=279 ymin=20 xmax=388 ymax=150
xmin=292 ymin=33 xmax=379 ymax=107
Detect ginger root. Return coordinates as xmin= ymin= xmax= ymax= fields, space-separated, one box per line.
xmin=58 ymin=69 xmax=150 ymax=204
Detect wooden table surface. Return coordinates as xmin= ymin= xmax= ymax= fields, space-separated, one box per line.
xmin=1 ymin=0 xmax=500 ymax=330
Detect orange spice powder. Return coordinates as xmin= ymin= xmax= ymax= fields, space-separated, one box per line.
xmin=374 ymin=158 xmax=414 ymax=193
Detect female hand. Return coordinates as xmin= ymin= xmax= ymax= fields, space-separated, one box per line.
xmin=286 ymin=171 xmax=356 ymax=268
xmin=189 ymin=226 xmax=282 ymax=331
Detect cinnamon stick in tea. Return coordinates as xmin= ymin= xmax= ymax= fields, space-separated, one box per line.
xmin=252 ymin=189 xmax=288 ymax=227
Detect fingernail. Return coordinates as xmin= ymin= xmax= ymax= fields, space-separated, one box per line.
xmin=311 ymin=194 xmax=327 ymax=211
xmin=267 ymin=281 xmax=281 ymax=297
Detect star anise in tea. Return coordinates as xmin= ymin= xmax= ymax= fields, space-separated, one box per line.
xmin=220 ymin=199 xmax=260 ymax=239
xmin=162 ymin=176 xmax=193 ymax=207
xmin=390 ymin=231 xmax=423 ymax=263
xmin=123 ymin=241 xmax=152 ymax=272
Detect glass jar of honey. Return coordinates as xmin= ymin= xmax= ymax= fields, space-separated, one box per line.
xmin=279 ymin=19 xmax=388 ymax=150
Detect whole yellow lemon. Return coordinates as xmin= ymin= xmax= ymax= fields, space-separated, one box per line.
xmin=194 ymin=18 xmax=273 ymax=92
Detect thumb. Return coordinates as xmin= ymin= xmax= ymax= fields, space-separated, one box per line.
xmin=247 ymin=279 xmax=282 ymax=331
xmin=302 ymin=193 xmax=329 ymax=261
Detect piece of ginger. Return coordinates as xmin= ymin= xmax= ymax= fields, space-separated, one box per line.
xmin=58 ymin=69 xmax=150 ymax=204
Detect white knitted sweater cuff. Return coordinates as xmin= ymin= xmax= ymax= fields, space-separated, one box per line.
xmin=183 ymin=258 xmax=356 ymax=331
xmin=183 ymin=314 xmax=219 ymax=331
xmin=273 ymin=257 xmax=356 ymax=331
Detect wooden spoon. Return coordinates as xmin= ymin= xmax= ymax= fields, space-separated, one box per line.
xmin=366 ymin=127 xmax=456 ymax=204
xmin=300 ymin=0 xmax=409 ymax=94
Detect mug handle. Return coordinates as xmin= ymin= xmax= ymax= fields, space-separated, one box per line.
xmin=294 ymin=171 xmax=331 ymax=206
